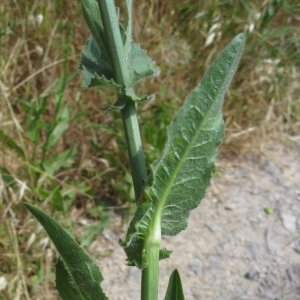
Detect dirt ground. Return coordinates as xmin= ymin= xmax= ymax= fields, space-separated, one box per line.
xmin=94 ymin=140 xmax=300 ymax=300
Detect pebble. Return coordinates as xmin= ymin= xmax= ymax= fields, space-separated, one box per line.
xmin=281 ymin=213 xmax=297 ymax=232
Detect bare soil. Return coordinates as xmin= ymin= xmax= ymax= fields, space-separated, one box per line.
xmin=95 ymin=140 xmax=300 ymax=300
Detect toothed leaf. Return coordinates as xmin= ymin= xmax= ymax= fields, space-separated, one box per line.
xmin=127 ymin=43 xmax=160 ymax=85
xmin=121 ymin=34 xmax=246 ymax=268
xmin=81 ymin=0 xmax=110 ymax=64
xmin=80 ymin=36 xmax=117 ymax=88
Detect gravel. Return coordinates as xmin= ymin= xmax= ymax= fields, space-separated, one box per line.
xmin=95 ymin=141 xmax=300 ymax=300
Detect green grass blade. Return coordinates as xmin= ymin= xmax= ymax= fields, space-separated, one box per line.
xmin=122 ymin=33 xmax=246 ymax=268
xmin=23 ymin=203 xmax=108 ymax=300
xmin=164 ymin=269 xmax=185 ymax=300
xmin=0 ymin=129 xmax=25 ymax=158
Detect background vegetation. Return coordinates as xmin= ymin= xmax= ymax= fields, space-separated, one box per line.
xmin=0 ymin=0 xmax=299 ymax=299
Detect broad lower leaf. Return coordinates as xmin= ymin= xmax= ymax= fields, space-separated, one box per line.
xmin=121 ymin=33 xmax=246 ymax=268
xmin=23 ymin=203 xmax=108 ymax=300
xmin=164 ymin=269 xmax=185 ymax=300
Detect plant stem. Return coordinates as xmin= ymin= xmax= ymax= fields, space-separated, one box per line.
xmin=121 ymin=98 xmax=147 ymax=201
xmin=97 ymin=0 xmax=147 ymax=202
xmin=97 ymin=0 xmax=129 ymax=85
xmin=141 ymin=219 xmax=161 ymax=300
xmin=98 ymin=2 xmax=158 ymax=299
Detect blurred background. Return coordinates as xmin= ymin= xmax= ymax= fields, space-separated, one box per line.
xmin=0 ymin=0 xmax=299 ymax=298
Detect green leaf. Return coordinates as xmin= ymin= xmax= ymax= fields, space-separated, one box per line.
xmin=45 ymin=122 xmax=68 ymax=152
xmin=81 ymin=0 xmax=111 ymax=64
xmin=127 ymin=43 xmax=160 ymax=85
xmin=0 ymin=129 xmax=25 ymax=158
xmin=56 ymin=258 xmax=83 ymax=300
xmin=43 ymin=146 xmax=77 ymax=176
xmin=0 ymin=167 xmax=15 ymax=187
xmin=23 ymin=203 xmax=108 ymax=300
xmin=121 ymin=33 xmax=246 ymax=268
xmin=164 ymin=269 xmax=185 ymax=300
xmin=80 ymin=36 xmax=117 ymax=89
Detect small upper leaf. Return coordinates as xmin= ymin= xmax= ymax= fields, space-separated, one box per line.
xmin=23 ymin=202 xmax=108 ymax=300
xmin=80 ymin=36 xmax=117 ymax=89
xmin=127 ymin=43 xmax=160 ymax=86
xmin=121 ymin=33 xmax=246 ymax=268
xmin=81 ymin=0 xmax=111 ymax=64
xmin=164 ymin=269 xmax=185 ymax=300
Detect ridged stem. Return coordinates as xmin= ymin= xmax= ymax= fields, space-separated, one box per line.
xmin=97 ymin=2 xmax=157 ymax=299
xmin=97 ymin=0 xmax=147 ymax=202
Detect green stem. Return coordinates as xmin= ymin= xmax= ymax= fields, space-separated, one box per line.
xmin=97 ymin=2 xmax=157 ymax=300
xmin=97 ymin=0 xmax=147 ymax=201
xmin=141 ymin=219 xmax=161 ymax=300
xmin=121 ymin=98 xmax=147 ymax=201
xmin=97 ymin=0 xmax=129 ymax=84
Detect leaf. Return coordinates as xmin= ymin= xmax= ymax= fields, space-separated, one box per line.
xmin=0 ymin=167 xmax=15 ymax=187
xmin=43 ymin=146 xmax=77 ymax=176
xmin=127 ymin=43 xmax=160 ymax=85
xmin=121 ymin=33 xmax=246 ymax=268
xmin=56 ymin=258 xmax=83 ymax=300
xmin=164 ymin=269 xmax=185 ymax=300
xmin=0 ymin=129 xmax=25 ymax=158
xmin=45 ymin=124 xmax=68 ymax=153
xmin=80 ymin=36 xmax=116 ymax=89
xmin=81 ymin=0 xmax=111 ymax=64
xmin=119 ymin=43 xmax=160 ymax=104
xmin=23 ymin=203 xmax=108 ymax=300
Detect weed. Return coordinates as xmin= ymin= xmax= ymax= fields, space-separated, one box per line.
xmin=23 ymin=1 xmax=244 ymax=299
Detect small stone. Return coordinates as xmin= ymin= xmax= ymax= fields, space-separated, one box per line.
xmin=281 ymin=213 xmax=297 ymax=232
xmin=285 ymin=264 xmax=300 ymax=283
xmin=205 ymin=221 xmax=222 ymax=232
xmin=188 ymin=258 xmax=203 ymax=275
xmin=265 ymin=229 xmax=277 ymax=252
xmin=244 ymin=269 xmax=260 ymax=280
xmin=262 ymin=160 xmax=282 ymax=175
xmin=244 ymin=243 xmax=266 ymax=260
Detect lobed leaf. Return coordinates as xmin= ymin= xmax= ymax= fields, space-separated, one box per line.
xmin=23 ymin=203 xmax=108 ymax=300
xmin=80 ymin=1 xmax=160 ymax=110
xmin=164 ymin=269 xmax=185 ymax=300
xmin=127 ymin=43 xmax=160 ymax=86
xmin=121 ymin=33 xmax=246 ymax=268
xmin=81 ymin=0 xmax=111 ymax=64
xmin=80 ymin=36 xmax=116 ymax=88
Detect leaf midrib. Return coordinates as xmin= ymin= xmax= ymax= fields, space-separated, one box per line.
xmin=153 ymin=58 xmax=236 ymax=229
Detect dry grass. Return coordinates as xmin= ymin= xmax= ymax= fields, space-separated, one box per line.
xmin=0 ymin=0 xmax=299 ymax=298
